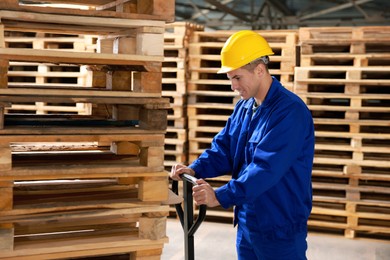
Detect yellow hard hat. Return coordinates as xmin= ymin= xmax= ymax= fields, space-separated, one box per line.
xmin=218 ymin=30 xmax=274 ymax=74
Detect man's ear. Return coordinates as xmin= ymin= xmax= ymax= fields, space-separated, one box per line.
xmin=255 ymin=63 xmax=264 ymax=77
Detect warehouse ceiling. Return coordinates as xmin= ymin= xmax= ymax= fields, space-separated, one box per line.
xmin=175 ymin=0 xmax=390 ymax=30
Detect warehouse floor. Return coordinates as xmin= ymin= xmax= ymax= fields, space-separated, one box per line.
xmin=162 ymin=218 xmax=390 ymax=260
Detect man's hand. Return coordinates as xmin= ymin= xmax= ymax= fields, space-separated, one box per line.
xmin=192 ymin=179 xmax=220 ymax=207
xmin=170 ymin=164 xmax=195 ymax=181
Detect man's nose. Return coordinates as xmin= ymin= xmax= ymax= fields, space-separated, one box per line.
xmin=231 ymin=81 xmax=238 ymax=91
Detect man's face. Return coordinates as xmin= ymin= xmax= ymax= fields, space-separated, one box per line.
xmin=226 ymin=66 xmax=260 ymax=100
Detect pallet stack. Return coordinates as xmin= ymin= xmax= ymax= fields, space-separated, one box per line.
xmin=187 ymin=30 xmax=298 ymax=162
xmin=294 ymin=26 xmax=390 ymax=240
xmin=162 ymin=22 xmax=203 ymax=170
xmin=186 ymin=27 xmax=389 ymax=241
xmin=0 ymin=0 xmax=174 ymax=259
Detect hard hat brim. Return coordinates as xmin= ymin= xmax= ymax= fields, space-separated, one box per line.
xmin=217 ymin=66 xmax=234 ymax=74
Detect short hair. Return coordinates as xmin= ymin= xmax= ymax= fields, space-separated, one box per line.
xmin=242 ymin=56 xmax=269 ymax=72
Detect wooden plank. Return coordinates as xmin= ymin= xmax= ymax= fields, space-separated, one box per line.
xmin=0 ymin=232 xmax=167 ymax=258
xmin=7 ymin=103 xmax=91 ymax=115
xmin=5 ymin=0 xmax=112 ymax=6
xmin=0 ymin=10 xmax=165 ymax=29
xmin=0 ymin=87 xmax=168 ymax=102
xmin=0 ymin=202 xmax=169 ymax=221
xmin=2 ymin=244 xmax=165 ymax=260
xmin=308 ymin=105 xmax=390 ymax=113
xmin=0 ymin=48 xmax=163 ymax=66
xmin=0 ymin=128 xmax=166 ymax=137
xmin=13 ymin=215 xmax=141 ymax=235
xmin=0 ymin=164 xmax=166 ymax=181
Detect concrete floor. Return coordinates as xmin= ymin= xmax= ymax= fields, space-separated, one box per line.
xmin=162 ymin=218 xmax=390 ymax=260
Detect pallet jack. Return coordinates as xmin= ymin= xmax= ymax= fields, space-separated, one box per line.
xmin=171 ymin=174 xmax=207 ymax=260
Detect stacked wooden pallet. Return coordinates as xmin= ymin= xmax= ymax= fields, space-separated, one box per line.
xmin=162 ymin=22 xmax=203 ymax=170
xmin=186 ymin=26 xmax=389 ymax=241
xmin=295 ymin=26 xmax=390 ymax=240
xmin=187 ymin=29 xmax=298 ymax=163
xmin=5 ymin=31 xmax=95 ymax=115
xmin=0 ymin=0 xmax=174 ymax=259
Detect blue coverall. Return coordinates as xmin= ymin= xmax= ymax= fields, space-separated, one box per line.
xmin=189 ymin=77 xmax=315 ymax=259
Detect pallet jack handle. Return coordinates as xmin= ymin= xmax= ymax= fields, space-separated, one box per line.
xmin=172 ymin=174 xmax=207 ymax=260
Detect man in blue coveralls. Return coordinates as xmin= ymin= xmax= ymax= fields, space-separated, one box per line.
xmin=170 ymin=30 xmax=315 ymax=260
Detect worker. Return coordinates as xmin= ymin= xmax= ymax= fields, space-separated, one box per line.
xmin=170 ymin=30 xmax=315 ymax=260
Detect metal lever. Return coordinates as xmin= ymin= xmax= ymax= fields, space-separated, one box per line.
xmin=171 ymin=174 xmax=207 ymax=260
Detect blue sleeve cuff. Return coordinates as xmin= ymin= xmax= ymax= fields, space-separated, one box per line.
xmin=215 ymin=185 xmax=234 ymax=209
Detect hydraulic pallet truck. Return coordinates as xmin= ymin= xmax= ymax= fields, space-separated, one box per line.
xmin=171 ymin=174 xmax=207 ymax=260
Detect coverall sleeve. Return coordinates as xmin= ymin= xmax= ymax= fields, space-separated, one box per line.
xmin=189 ymin=116 xmax=235 ymax=179
xmin=215 ymin=102 xmax=312 ymax=209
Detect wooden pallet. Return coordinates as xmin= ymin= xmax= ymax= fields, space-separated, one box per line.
xmin=0 ymin=0 xmax=175 ymax=23
xmin=5 ymin=31 xmax=96 ymax=88
xmin=0 ymin=92 xmax=169 ymax=132
xmin=4 ymin=31 xmax=95 ymax=115
xmin=0 ymin=178 xmax=169 ymax=259
xmin=0 ymin=8 xmax=166 ymax=95
xmin=0 ymin=129 xmax=166 ymax=177
xmin=309 ymin=195 xmax=390 ymax=240
xmin=298 ymin=26 xmax=390 ymax=67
